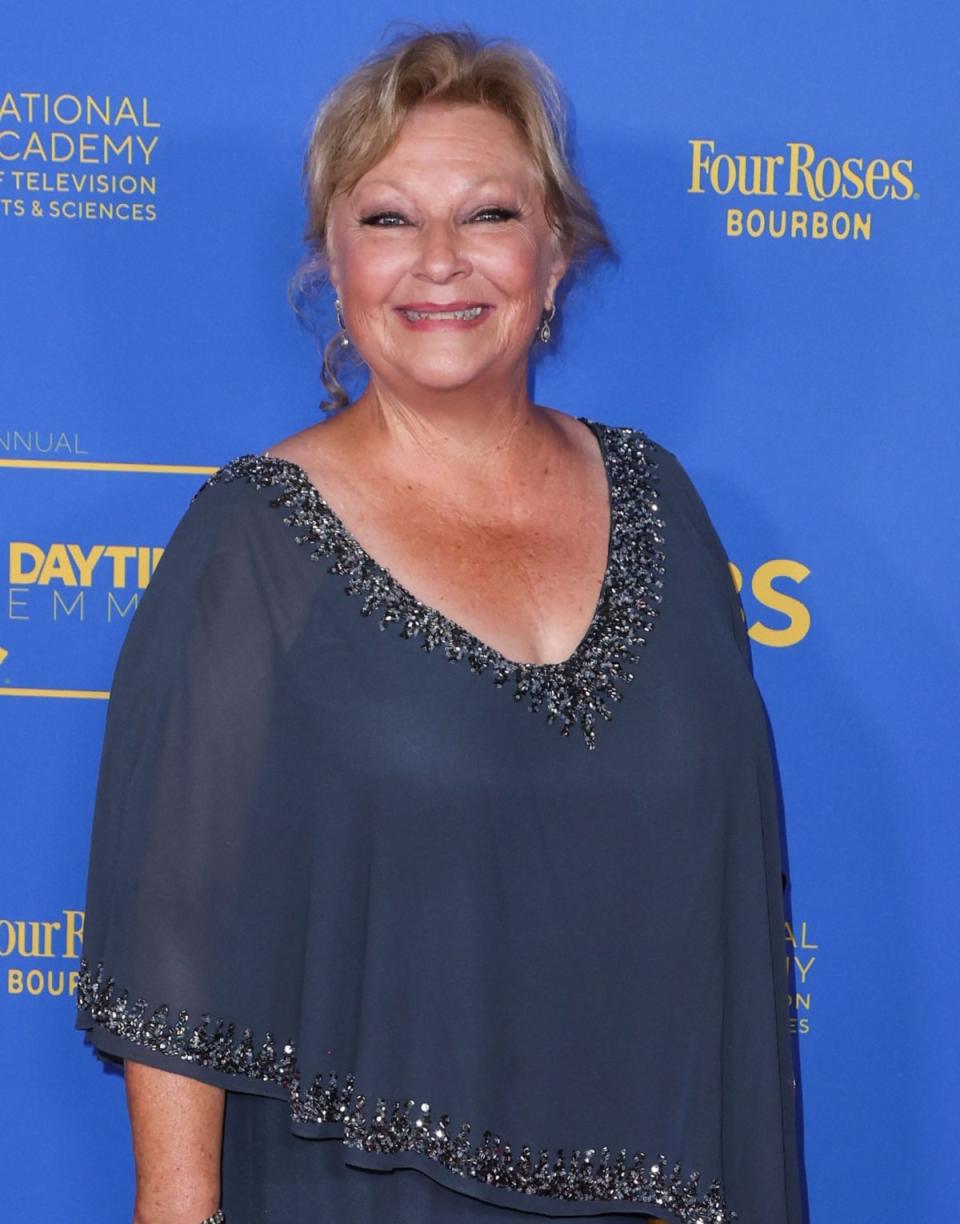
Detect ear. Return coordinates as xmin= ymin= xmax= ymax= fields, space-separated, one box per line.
xmin=324 ymin=208 xmax=340 ymax=291
xmin=544 ymin=231 xmax=569 ymax=309
xmin=326 ymin=251 xmax=340 ymax=296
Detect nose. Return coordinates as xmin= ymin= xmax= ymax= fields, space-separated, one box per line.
xmin=413 ymin=218 xmax=472 ymax=281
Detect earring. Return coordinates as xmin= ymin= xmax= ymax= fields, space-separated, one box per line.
xmin=335 ymin=297 xmax=349 ymax=347
xmin=539 ymin=302 xmax=556 ymax=344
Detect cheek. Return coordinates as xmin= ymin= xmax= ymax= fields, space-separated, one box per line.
xmin=339 ymin=239 xmax=405 ymax=304
xmin=476 ymin=237 xmax=546 ymax=301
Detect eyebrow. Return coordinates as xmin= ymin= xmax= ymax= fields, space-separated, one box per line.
xmin=355 ymin=176 xmax=515 ymax=193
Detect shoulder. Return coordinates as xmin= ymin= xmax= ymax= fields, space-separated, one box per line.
xmin=192 ymin=452 xmax=313 ymax=510
xmin=639 ymin=436 xmax=735 ymax=572
xmin=582 ymin=418 xmax=706 ymax=505
xmin=581 ymin=416 xmax=731 ymax=554
xmin=182 ymin=452 xmax=321 ymax=547
xmin=140 ymin=453 xmax=319 ymax=616
xmin=576 ymin=414 xmax=676 ymax=482
xmin=106 ymin=454 xmax=320 ymax=681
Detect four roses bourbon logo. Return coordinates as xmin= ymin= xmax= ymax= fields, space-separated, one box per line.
xmin=688 ymin=138 xmax=917 ymax=240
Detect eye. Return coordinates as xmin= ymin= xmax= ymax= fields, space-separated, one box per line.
xmin=359 ymin=212 xmax=408 ymax=227
xmin=358 ymin=207 xmax=519 ymax=228
xmin=471 ymin=207 xmax=519 ymax=223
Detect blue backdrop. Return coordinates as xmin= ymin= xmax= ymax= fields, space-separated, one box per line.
xmin=2 ymin=3 xmax=957 ymax=1220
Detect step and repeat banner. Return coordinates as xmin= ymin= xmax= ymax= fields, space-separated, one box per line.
xmin=1 ymin=3 xmax=956 ymax=1220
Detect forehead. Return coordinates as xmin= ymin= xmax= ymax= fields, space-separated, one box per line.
xmin=355 ymin=102 xmax=536 ymax=189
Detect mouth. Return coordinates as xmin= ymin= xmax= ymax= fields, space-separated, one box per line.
xmin=394 ymin=302 xmax=493 ymax=323
xmin=400 ymin=306 xmax=484 ymax=321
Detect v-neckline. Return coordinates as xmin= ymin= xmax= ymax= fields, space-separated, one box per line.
xmin=264 ymin=415 xmax=615 ymax=672
xmin=199 ymin=418 xmax=666 ymax=748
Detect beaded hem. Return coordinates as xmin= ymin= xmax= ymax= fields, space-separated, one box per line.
xmin=191 ymin=418 xmax=666 ymax=750
xmin=77 ymin=958 xmax=737 ymax=1222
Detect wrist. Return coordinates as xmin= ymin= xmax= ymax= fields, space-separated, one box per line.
xmin=133 ymin=1207 xmax=223 ymax=1224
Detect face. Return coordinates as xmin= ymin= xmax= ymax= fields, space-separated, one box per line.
xmin=325 ymin=101 xmax=568 ymax=397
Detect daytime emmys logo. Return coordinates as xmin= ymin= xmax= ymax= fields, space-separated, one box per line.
xmin=7 ymin=538 xmax=164 ymax=624
xmin=688 ymin=138 xmax=918 ymax=240
xmin=0 ymin=90 xmax=160 ymax=222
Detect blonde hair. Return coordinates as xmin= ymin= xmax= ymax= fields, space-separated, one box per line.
xmin=287 ymin=23 xmax=617 ymax=412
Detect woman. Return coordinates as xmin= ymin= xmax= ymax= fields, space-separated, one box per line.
xmin=75 ymin=27 xmax=805 ymax=1224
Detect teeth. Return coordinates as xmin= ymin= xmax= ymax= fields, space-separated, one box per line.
xmin=402 ymin=307 xmax=484 ymax=321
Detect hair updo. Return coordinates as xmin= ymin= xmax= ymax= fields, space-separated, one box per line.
xmin=288 ymin=24 xmax=617 ymax=413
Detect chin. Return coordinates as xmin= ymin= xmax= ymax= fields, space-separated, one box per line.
xmin=392 ymin=359 xmax=502 ymax=390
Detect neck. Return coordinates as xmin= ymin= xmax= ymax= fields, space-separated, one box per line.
xmin=344 ymin=369 xmax=555 ymax=482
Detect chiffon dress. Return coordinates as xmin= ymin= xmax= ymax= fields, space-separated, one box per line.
xmin=75 ymin=417 xmax=804 ymax=1223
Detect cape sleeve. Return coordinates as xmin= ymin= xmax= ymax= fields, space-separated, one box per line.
xmin=659 ymin=443 xmax=790 ymax=896
xmin=658 ymin=444 xmax=753 ymax=672
xmin=75 ymin=468 xmax=316 ymax=1096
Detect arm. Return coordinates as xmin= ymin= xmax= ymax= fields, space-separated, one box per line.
xmin=659 ymin=445 xmax=789 ymax=896
xmin=76 ymin=475 xmax=314 ymax=1219
xmin=126 ymin=1059 xmax=224 ymax=1224
xmin=658 ymin=444 xmax=754 ymax=672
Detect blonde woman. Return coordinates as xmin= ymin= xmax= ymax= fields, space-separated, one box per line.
xmin=76 ymin=27 xmax=804 ymax=1224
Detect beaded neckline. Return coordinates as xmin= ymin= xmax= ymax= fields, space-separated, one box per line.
xmin=194 ymin=417 xmax=666 ymax=749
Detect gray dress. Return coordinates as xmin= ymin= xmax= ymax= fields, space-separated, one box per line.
xmin=75 ymin=417 xmax=804 ymax=1223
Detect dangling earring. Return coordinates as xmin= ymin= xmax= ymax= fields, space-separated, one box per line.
xmin=539 ymin=302 xmax=556 ymax=344
xmin=335 ymin=296 xmax=349 ymax=347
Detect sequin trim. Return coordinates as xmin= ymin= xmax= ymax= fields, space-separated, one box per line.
xmin=77 ymin=958 xmax=736 ymax=1222
xmin=191 ymin=418 xmax=665 ymax=750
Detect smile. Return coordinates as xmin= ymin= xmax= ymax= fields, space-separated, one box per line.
xmin=399 ymin=306 xmax=486 ymax=321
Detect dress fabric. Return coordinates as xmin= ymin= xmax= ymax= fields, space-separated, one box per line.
xmin=74 ymin=417 xmax=804 ymax=1224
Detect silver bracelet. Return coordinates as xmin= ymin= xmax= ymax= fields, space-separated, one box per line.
xmin=200 ymin=1212 xmax=224 ymax=1224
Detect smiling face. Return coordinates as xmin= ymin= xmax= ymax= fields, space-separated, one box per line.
xmin=325 ymin=101 xmax=568 ymax=399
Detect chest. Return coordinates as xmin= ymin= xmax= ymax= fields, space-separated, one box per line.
xmin=312 ymin=469 xmax=611 ymax=667
xmin=241 ymin=422 xmax=750 ymax=752
xmin=276 ymin=465 xmax=760 ymax=782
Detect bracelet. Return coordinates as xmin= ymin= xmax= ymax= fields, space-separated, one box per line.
xmin=200 ymin=1212 xmax=224 ymax=1224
